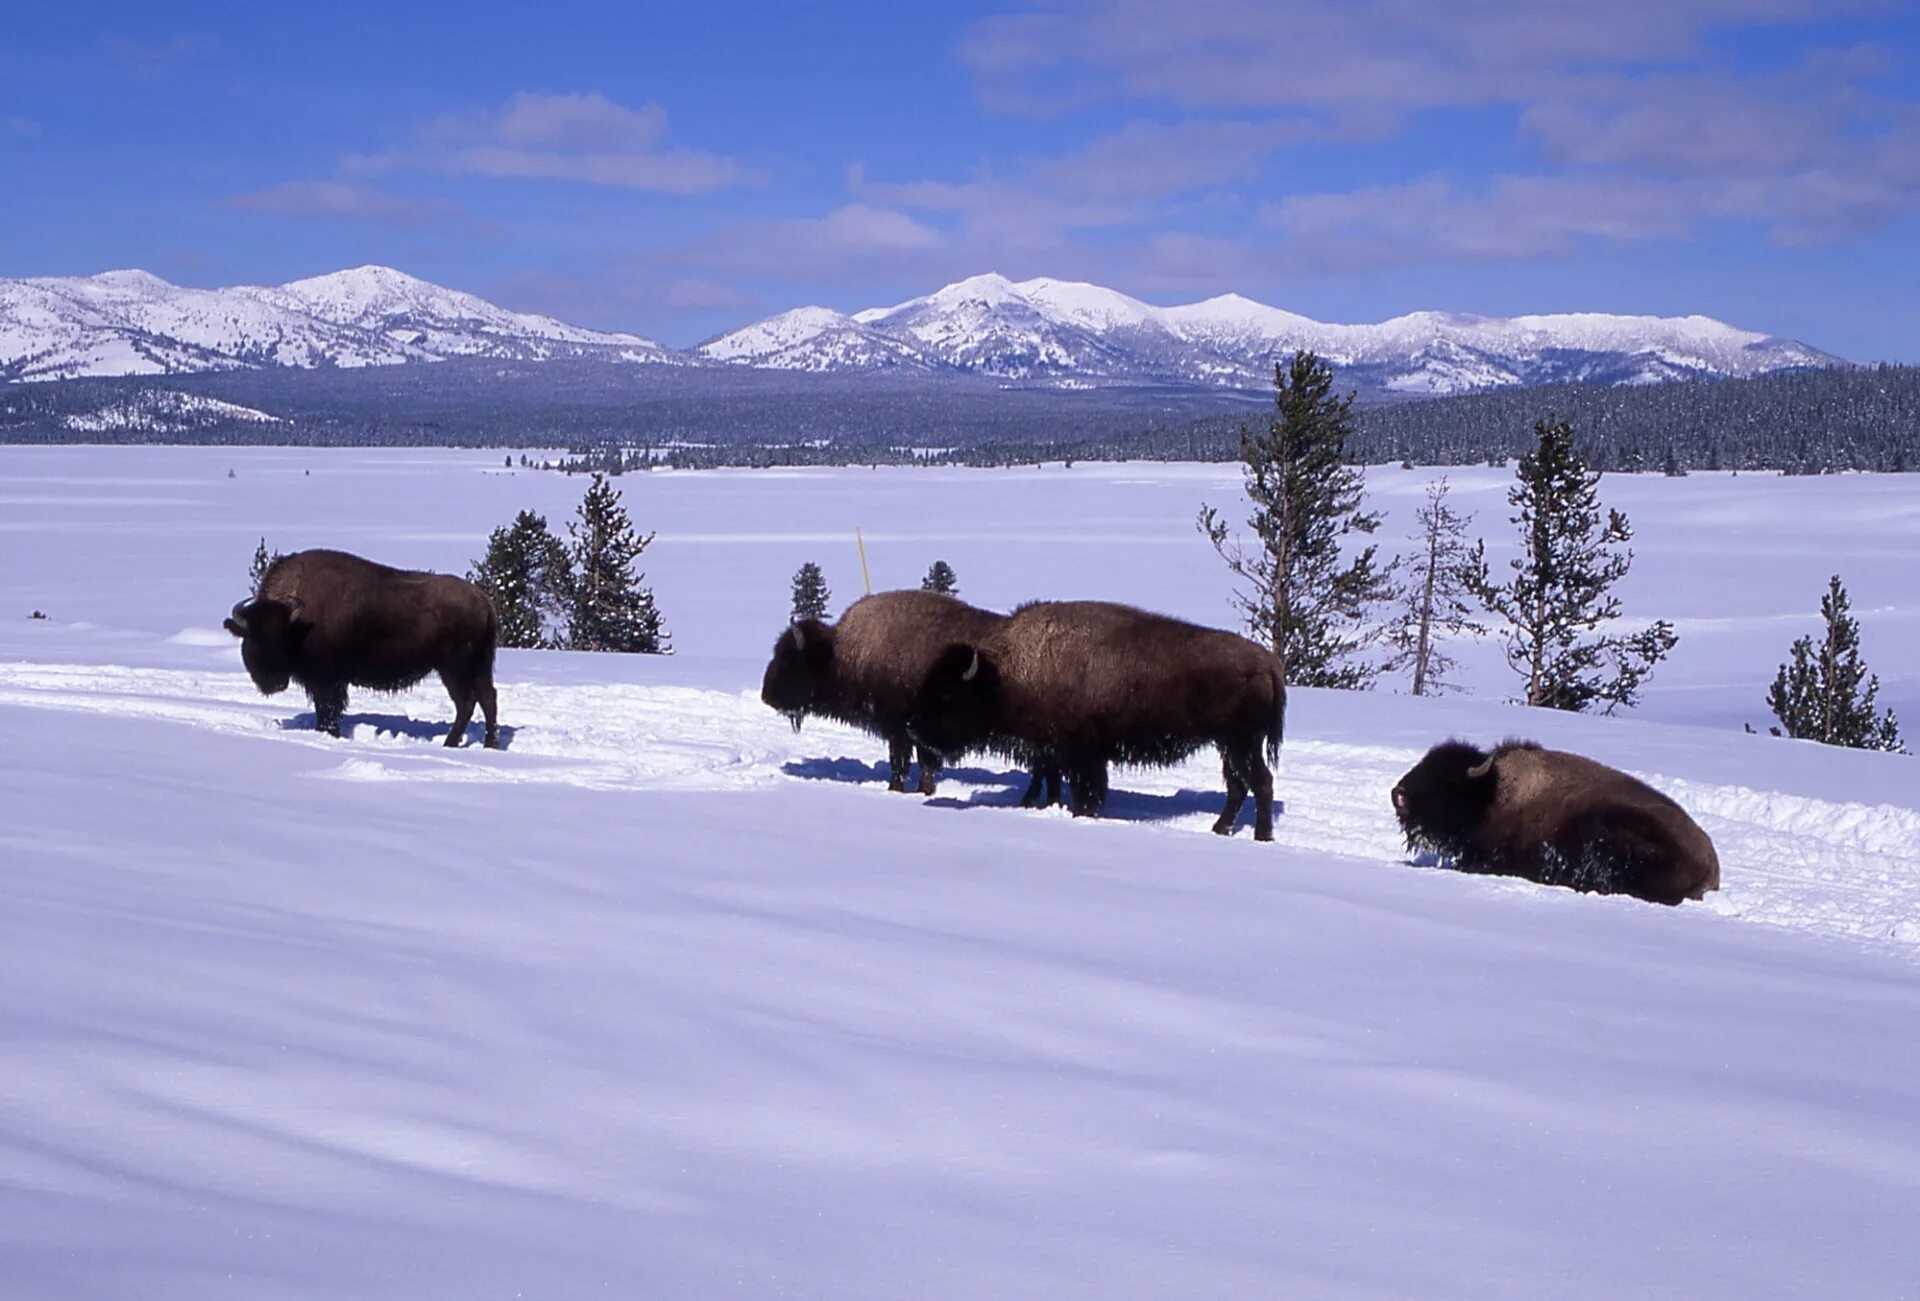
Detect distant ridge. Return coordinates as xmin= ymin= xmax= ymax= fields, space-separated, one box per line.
xmin=4 ymin=264 xmax=1838 ymax=396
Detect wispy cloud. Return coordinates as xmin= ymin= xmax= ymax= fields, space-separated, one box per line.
xmin=100 ymin=33 xmax=215 ymax=79
xmin=352 ymin=91 xmax=753 ymax=194
xmin=1 ymin=115 xmax=38 ymax=138
xmin=231 ymin=180 xmax=461 ymax=230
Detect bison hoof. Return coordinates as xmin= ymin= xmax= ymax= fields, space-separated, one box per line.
xmin=918 ymin=779 xmax=937 ymax=796
xmin=443 ymin=734 xmax=463 ymax=748
xmin=1254 ymin=827 xmax=1274 ymax=843
xmin=483 ymin=734 xmax=502 ymax=750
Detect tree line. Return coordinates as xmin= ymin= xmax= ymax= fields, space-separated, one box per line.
xmin=1205 ymin=353 xmax=1904 ymax=752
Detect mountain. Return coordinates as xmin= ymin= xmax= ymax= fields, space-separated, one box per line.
xmin=5 ymin=265 xmax=1839 ymax=398
xmin=704 ymin=273 xmax=1838 ymax=395
xmin=0 ymin=266 xmax=675 ymax=383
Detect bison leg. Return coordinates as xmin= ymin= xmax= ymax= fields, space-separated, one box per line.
xmin=886 ymin=737 xmax=911 ymax=792
xmin=1213 ymin=751 xmax=1249 ymax=837
xmin=478 ymin=679 xmax=500 ymax=749
xmin=311 ymin=681 xmax=348 ymax=738
xmin=1248 ymin=749 xmax=1275 ymax=843
xmin=444 ymin=690 xmax=477 ymax=747
xmin=1019 ymin=762 xmax=1062 ymax=808
xmin=915 ymin=746 xmax=942 ymax=796
xmin=1067 ymin=756 xmax=1109 ymax=818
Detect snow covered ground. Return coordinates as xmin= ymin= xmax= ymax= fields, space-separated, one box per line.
xmin=2 ymin=447 xmax=1917 ymax=1298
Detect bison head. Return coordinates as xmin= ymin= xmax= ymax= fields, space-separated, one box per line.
xmin=1392 ymin=740 xmax=1498 ymax=857
xmin=224 ymin=595 xmax=308 ymax=695
xmin=907 ymin=642 xmax=1000 ymax=760
xmin=760 ymin=619 xmax=835 ymax=731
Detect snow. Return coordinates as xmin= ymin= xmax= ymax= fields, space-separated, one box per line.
xmin=2 ymin=447 xmax=1918 ymax=1297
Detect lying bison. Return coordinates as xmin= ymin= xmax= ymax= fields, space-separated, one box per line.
xmin=761 ymin=588 xmax=1059 ymax=803
xmin=224 ymin=548 xmax=500 ymax=748
xmin=907 ymin=600 xmax=1286 ymax=840
xmin=1391 ymin=739 xmax=1719 ymax=905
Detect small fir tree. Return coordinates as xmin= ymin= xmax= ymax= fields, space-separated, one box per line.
xmin=1465 ymin=415 xmax=1677 ymax=713
xmin=566 ymin=473 xmax=670 ymax=654
xmin=247 ymin=538 xmax=285 ymax=594
xmin=469 ymin=510 xmax=570 ymax=649
xmin=921 ymin=560 xmax=959 ymax=596
xmin=1761 ymin=575 xmax=1905 ymax=752
xmin=790 ymin=561 xmax=832 ymax=622
xmin=1383 ymin=478 xmax=1483 ymax=695
xmin=1198 ymin=351 xmax=1393 ymax=688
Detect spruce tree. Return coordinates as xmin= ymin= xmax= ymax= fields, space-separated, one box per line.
xmin=565 ymin=474 xmax=670 ymax=654
xmin=469 ymin=510 xmax=570 ymax=649
xmin=1465 ymin=415 xmax=1677 ymax=713
xmin=1762 ymin=575 xmax=1905 ymax=752
xmin=1198 ymin=350 xmax=1393 ymax=688
xmin=248 ymin=538 xmax=284 ymax=594
xmin=790 ymin=561 xmax=832 ymax=622
xmin=921 ymin=560 xmax=959 ymax=596
xmin=1383 ymin=478 xmax=1482 ymax=695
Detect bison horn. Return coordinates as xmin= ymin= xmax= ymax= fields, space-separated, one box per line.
xmin=229 ymin=598 xmax=251 ymax=626
xmin=961 ymin=649 xmax=980 ymax=682
xmin=790 ymin=623 xmax=805 ymax=650
xmin=1466 ymin=755 xmax=1495 ymax=780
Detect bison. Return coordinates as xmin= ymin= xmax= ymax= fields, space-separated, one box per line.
xmin=224 ymin=548 xmax=500 ymax=748
xmin=906 ymin=600 xmax=1286 ymax=840
xmin=1390 ymin=739 xmax=1720 ymax=905
xmin=761 ymin=588 xmax=1061 ymax=803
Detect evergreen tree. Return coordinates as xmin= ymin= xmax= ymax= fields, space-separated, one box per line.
xmin=565 ymin=474 xmax=670 ymax=654
xmin=1198 ymin=351 xmax=1393 ymax=688
xmin=920 ymin=560 xmax=959 ymax=596
xmin=247 ymin=538 xmax=284 ymax=594
xmin=1383 ymin=478 xmax=1482 ymax=695
xmin=1465 ymin=415 xmax=1677 ymax=713
xmin=1762 ymin=575 xmax=1905 ymax=752
xmin=469 ymin=510 xmax=570 ymax=649
xmin=790 ymin=561 xmax=832 ymax=622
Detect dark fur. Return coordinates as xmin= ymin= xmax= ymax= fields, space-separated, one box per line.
xmin=224 ymin=549 xmax=500 ymax=748
xmin=907 ymin=600 xmax=1286 ymax=840
xmin=761 ymin=589 xmax=1060 ymax=801
xmin=1391 ymin=739 xmax=1721 ymax=905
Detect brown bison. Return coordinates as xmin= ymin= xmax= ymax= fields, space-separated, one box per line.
xmin=761 ymin=588 xmax=1060 ymax=803
xmin=224 ymin=548 xmax=500 ymax=748
xmin=906 ymin=600 xmax=1286 ymax=840
xmin=1391 ymin=739 xmax=1720 ymax=905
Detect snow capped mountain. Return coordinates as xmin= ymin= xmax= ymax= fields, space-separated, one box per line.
xmin=0 ymin=266 xmax=674 ymax=383
xmin=4 ymin=264 xmax=1839 ymax=397
xmin=710 ymin=274 xmax=1839 ymax=395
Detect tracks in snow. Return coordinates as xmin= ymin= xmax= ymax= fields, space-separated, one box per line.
xmin=2 ymin=660 xmax=1916 ymax=957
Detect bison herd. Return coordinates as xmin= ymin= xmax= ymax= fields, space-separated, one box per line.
xmin=225 ymin=548 xmax=1721 ymax=907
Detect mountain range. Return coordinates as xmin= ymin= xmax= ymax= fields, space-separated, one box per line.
xmin=2 ymin=265 xmax=1838 ymax=397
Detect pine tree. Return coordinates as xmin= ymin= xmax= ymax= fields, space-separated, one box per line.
xmin=920 ymin=560 xmax=959 ymax=596
xmin=1762 ymin=575 xmax=1905 ymax=752
xmin=1198 ymin=351 xmax=1393 ymax=688
xmin=247 ymin=538 xmax=284 ymax=595
xmin=565 ymin=474 xmax=670 ymax=654
xmin=1465 ymin=415 xmax=1677 ymax=713
xmin=469 ymin=510 xmax=570 ymax=649
xmin=790 ymin=561 xmax=832 ymax=622
xmin=1383 ymin=478 xmax=1482 ymax=695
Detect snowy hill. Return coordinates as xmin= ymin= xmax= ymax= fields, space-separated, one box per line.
xmin=0 ymin=266 xmax=676 ymax=382
xmin=6 ymin=264 xmax=1835 ymax=397
xmin=1 ymin=447 xmax=1916 ymax=1297
xmin=707 ymin=273 xmax=1837 ymax=393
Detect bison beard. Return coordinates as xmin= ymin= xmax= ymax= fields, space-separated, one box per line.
xmin=225 ymin=549 xmax=501 ymax=749
xmin=907 ymin=601 xmax=1287 ymax=841
xmin=1391 ymin=739 xmax=1720 ymax=906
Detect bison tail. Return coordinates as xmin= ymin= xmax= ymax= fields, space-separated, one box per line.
xmin=1266 ymin=670 xmax=1287 ymax=765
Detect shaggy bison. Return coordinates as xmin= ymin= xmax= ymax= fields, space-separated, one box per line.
xmin=1391 ymin=739 xmax=1720 ymax=905
xmin=224 ymin=548 xmax=500 ymax=748
xmin=761 ymin=588 xmax=1060 ymax=799
xmin=907 ymin=600 xmax=1286 ymax=840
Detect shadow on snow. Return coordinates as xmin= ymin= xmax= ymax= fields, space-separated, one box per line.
xmin=279 ymin=711 xmax=516 ymax=750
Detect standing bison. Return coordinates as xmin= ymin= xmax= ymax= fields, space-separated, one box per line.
xmin=1391 ymin=739 xmax=1720 ymax=905
xmin=224 ymin=548 xmax=501 ymax=748
xmin=761 ymin=588 xmax=1058 ymax=801
xmin=907 ymin=600 xmax=1286 ymax=840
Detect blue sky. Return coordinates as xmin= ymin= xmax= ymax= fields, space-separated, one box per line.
xmin=3 ymin=1 xmax=1917 ymax=358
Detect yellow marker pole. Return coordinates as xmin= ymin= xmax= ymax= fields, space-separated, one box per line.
xmin=856 ymin=528 xmax=873 ymax=595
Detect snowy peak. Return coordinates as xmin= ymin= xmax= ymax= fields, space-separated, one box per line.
xmin=708 ymin=273 xmax=1839 ymax=392
xmin=0 ymin=265 xmax=674 ymax=383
